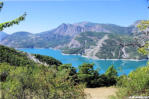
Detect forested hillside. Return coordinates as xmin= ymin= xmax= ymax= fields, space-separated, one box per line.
xmin=62 ymin=32 xmax=147 ymax=59
xmin=0 ymin=45 xmax=86 ymax=99
xmin=0 ymin=45 xmax=120 ymax=99
xmin=0 ymin=45 xmax=35 ymax=66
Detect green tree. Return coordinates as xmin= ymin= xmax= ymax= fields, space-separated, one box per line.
xmin=105 ymin=65 xmax=117 ymax=79
xmin=0 ymin=2 xmax=26 ymax=31
xmin=77 ymin=63 xmax=100 ymax=87
xmin=105 ymin=65 xmax=118 ymax=86
xmin=0 ymin=63 xmax=86 ymax=99
xmin=137 ymin=21 xmax=149 ymax=56
xmin=34 ymin=54 xmax=62 ymax=67
xmin=58 ymin=64 xmax=79 ymax=83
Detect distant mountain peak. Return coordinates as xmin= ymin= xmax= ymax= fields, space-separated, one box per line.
xmin=75 ymin=21 xmax=90 ymax=24
xmin=0 ymin=32 xmax=8 ymax=41
xmin=13 ymin=31 xmax=32 ymax=35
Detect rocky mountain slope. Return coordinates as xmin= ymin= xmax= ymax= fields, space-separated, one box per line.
xmin=0 ymin=21 xmax=147 ymax=59
xmin=0 ymin=31 xmax=71 ymax=48
xmin=46 ymin=21 xmax=134 ymax=36
xmin=0 ymin=21 xmax=138 ymax=48
xmin=62 ymin=32 xmax=147 ymax=59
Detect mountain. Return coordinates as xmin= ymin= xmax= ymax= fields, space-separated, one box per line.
xmin=62 ymin=31 xmax=147 ymax=59
xmin=0 ymin=32 xmax=8 ymax=41
xmin=0 ymin=31 xmax=71 ymax=48
xmin=0 ymin=21 xmax=146 ymax=59
xmin=0 ymin=31 xmax=36 ymax=48
xmin=0 ymin=21 xmax=138 ymax=48
xmin=45 ymin=22 xmax=135 ymax=37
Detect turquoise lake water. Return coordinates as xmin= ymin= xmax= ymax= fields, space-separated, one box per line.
xmin=18 ymin=48 xmax=148 ymax=75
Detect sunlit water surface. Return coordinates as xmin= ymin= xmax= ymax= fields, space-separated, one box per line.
xmin=18 ymin=48 xmax=148 ymax=75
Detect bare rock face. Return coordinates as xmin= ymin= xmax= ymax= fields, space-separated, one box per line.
xmin=68 ymin=36 xmax=81 ymax=48
xmin=52 ymin=23 xmax=85 ymax=36
xmin=50 ymin=21 xmax=132 ymax=37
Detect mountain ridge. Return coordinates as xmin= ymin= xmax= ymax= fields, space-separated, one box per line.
xmin=0 ymin=21 xmax=146 ymax=59
xmin=0 ymin=32 xmax=8 ymax=41
xmin=62 ymin=31 xmax=147 ymax=59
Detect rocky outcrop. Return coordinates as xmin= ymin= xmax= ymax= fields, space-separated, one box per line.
xmin=27 ymin=53 xmax=48 ymax=66
xmin=68 ymin=35 xmax=81 ymax=48
xmin=84 ymin=35 xmax=109 ymax=59
xmin=48 ymin=21 xmax=135 ymax=37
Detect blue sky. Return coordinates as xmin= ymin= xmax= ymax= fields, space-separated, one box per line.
xmin=0 ymin=0 xmax=149 ymax=34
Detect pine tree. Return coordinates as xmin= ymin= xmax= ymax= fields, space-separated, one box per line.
xmin=0 ymin=2 xmax=26 ymax=31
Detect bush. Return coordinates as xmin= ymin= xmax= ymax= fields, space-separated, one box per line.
xmin=105 ymin=65 xmax=118 ymax=86
xmin=111 ymin=63 xmax=149 ymax=99
xmin=0 ymin=63 xmax=86 ymax=99
xmin=34 ymin=54 xmax=62 ymax=66
xmin=58 ymin=64 xmax=79 ymax=83
xmin=77 ymin=63 xmax=118 ymax=88
xmin=77 ymin=63 xmax=99 ymax=87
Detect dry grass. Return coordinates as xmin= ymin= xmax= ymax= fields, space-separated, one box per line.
xmin=84 ymin=87 xmax=117 ymax=99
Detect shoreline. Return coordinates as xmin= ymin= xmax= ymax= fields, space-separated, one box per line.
xmin=16 ymin=48 xmax=148 ymax=61
xmin=62 ymin=53 xmax=148 ymax=61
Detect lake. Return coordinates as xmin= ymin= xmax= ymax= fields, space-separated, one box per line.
xmin=18 ymin=48 xmax=148 ymax=75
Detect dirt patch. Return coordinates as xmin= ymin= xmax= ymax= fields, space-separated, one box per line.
xmin=85 ymin=87 xmax=117 ymax=99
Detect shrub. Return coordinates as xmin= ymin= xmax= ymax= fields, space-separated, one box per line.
xmin=111 ymin=63 xmax=149 ymax=99
xmin=77 ymin=63 xmax=118 ymax=88
xmin=0 ymin=63 xmax=86 ymax=99
xmin=105 ymin=65 xmax=118 ymax=86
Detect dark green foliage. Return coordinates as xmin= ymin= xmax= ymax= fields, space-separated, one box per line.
xmin=0 ymin=45 xmax=35 ymax=66
xmin=78 ymin=63 xmax=95 ymax=87
xmin=111 ymin=64 xmax=149 ymax=99
xmin=62 ymin=47 xmax=85 ymax=55
xmin=34 ymin=54 xmax=62 ymax=66
xmin=105 ymin=65 xmax=118 ymax=86
xmin=0 ymin=63 xmax=86 ymax=99
xmin=58 ymin=64 xmax=79 ymax=83
xmin=0 ymin=46 xmax=86 ymax=99
xmin=77 ymin=63 xmax=118 ymax=88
